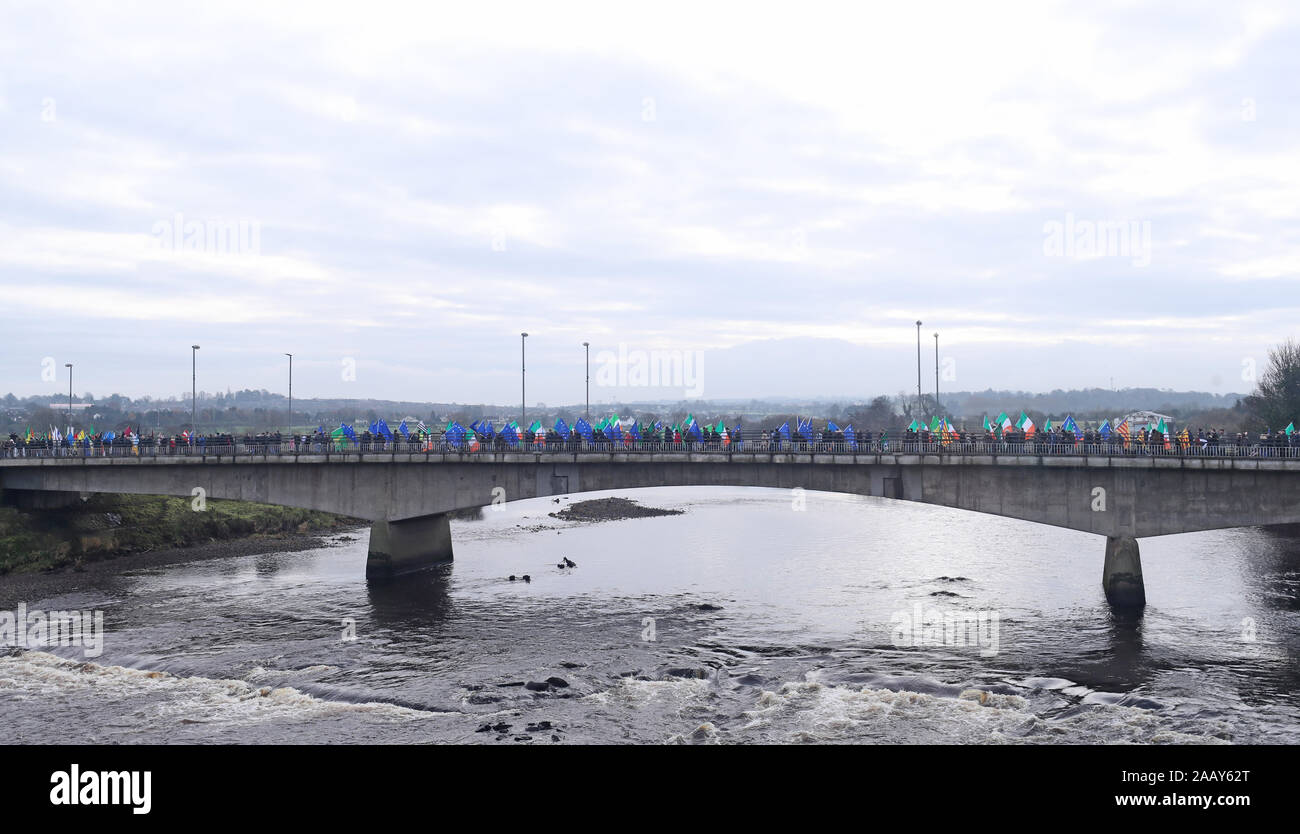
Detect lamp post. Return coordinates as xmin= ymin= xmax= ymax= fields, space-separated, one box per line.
xmin=191 ymin=345 xmax=200 ymax=447
xmin=934 ymin=332 xmax=940 ymax=417
xmin=285 ymin=353 xmax=293 ymax=443
xmin=915 ymin=320 xmax=923 ymax=418
xmin=65 ymin=363 xmax=73 ymax=425
xmin=582 ymin=341 xmax=589 ymax=421
xmin=521 ymin=332 xmax=528 ymax=429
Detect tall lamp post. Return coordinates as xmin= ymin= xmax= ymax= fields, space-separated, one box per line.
xmin=521 ymin=332 xmax=528 ymax=429
xmin=915 ymin=320 xmax=923 ymax=418
xmin=933 ymin=332 xmax=940 ymax=418
xmin=582 ymin=341 xmax=589 ymax=421
xmin=65 ymin=363 xmax=73 ymax=426
xmin=285 ymin=353 xmax=293 ymax=442
xmin=191 ymin=345 xmax=200 ymax=447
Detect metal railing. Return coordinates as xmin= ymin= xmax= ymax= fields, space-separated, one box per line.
xmin=4 ymin=436 xmax=1300 ymax=460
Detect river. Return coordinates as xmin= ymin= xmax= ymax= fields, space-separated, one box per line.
xmin=2 ymin=486 xmax=1297 ymax=744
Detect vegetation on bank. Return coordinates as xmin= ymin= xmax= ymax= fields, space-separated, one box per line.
xmin=0 ymin=494 xmax=359 ymax=575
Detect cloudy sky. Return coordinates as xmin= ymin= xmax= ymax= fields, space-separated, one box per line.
xmin=2 ymin=0 xmax=1297 ymax=406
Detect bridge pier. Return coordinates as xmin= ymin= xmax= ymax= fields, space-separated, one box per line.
xmin=366 ymin=513 xmax=454 ymax=580
xmin=1102 ymin=535 xmax=1145 ymax=608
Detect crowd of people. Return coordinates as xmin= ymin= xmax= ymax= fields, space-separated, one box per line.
xmin=5 ymin=422 xmax=1299 ymax=458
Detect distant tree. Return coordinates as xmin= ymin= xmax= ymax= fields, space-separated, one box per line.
xmin=1242 ymin=339 xmax=1300 ymax=431
xmin=845 ymin=395 xmax=897 ymax=430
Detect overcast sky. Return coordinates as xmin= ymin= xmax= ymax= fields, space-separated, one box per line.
xmin=2 ymin=1 xmax=1297 ymax=406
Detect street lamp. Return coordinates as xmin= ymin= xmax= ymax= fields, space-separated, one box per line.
xmin=934 ymin=332 xmax=940 ymax=417
xmin=521 ymin=332 xmax=528 ymax=429
xmin=65 ymin=363 xmax=73 ymax=425
xmin=582 ymin=341 xmax=589 ymax=421
xmin=915 ymin=321 xmax=923 ymax=418
xmin=191 ymin=345 xmax=200 ymax=446
xmin=285 ymin=353 xmax=293 ymax=442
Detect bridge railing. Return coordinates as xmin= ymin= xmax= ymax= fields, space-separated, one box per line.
xmin=5 ymin=437 xmax=1300 ymax=460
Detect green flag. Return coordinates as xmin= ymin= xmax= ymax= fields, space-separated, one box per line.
xmin=1286 ymin=422 xmax=1295 ymax=436
xmin=930 ymin=416 xmax=942 ymax=433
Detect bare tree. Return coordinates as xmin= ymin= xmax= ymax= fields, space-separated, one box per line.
xmin=1243 ymin=339 xmax=1300 ymax=431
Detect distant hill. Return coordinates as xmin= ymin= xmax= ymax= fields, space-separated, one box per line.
xmin=3 ymin=385 xmax=1246 ymax=434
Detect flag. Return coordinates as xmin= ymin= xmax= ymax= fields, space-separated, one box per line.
xmin=982 ymin=416 xmax=992 ymax=432
xmin=827 ymin=421 xmax=840 ymax=433
xmin=555 ymin=418 xmax=569 ymax=436
xmin=907 ymin=419 xmax=920 ymax=432
xmin=398 ymin=420 xmax=409 ymax=439
xmin=1062 ymin=415 xmax=1079 ymax=435
xmin=575 ymin=418 xmax=593 ymax=442
xmin=1283 ymin=421 xmax=1295 ymax=436
xmin=1099 ymin=419 xmax=1112 ymax=439
xmin=1043 ymin=419 xmax=1053 ymax=432
xmin=502 ymin=424 xmax=519 ymax=446
xmin=1155 ymin=417 xmax=1171 ymax=449
xmin=1116 ymin=419 xmax=1130 ymax=445
xmin=1016 ymin=412 xmax=1036 ymax=437
xmin=844 ymin=424 xmax=857 ymax=448
xmin=778 ymin=421 xmax=791 ymax=442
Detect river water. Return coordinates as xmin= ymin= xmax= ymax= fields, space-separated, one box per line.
xmin=2 ymin=486 xmax=1298 ymax=744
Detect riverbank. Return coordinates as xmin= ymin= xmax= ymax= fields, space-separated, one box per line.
xmin=0 ymin=493 xmax=361 ymax=577
xmin=0 ymin=527 xmax=369 ymax=609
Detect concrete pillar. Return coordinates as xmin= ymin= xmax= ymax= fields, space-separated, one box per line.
xmin=1102 ymin=535 xmax=1145 ymax=608
xmin=366 ymin=513 xmax=454 ymax=580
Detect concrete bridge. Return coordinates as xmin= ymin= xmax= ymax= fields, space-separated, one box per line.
xmin=5 ymin=449 xmax=1300 ymax=608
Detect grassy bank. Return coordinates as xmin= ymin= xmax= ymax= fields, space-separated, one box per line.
xmin=0 ymin=494 xmax=360 ymax=575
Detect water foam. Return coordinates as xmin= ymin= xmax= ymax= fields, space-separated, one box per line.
xmin=0 ymin=650 xmax=440 ymax=726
